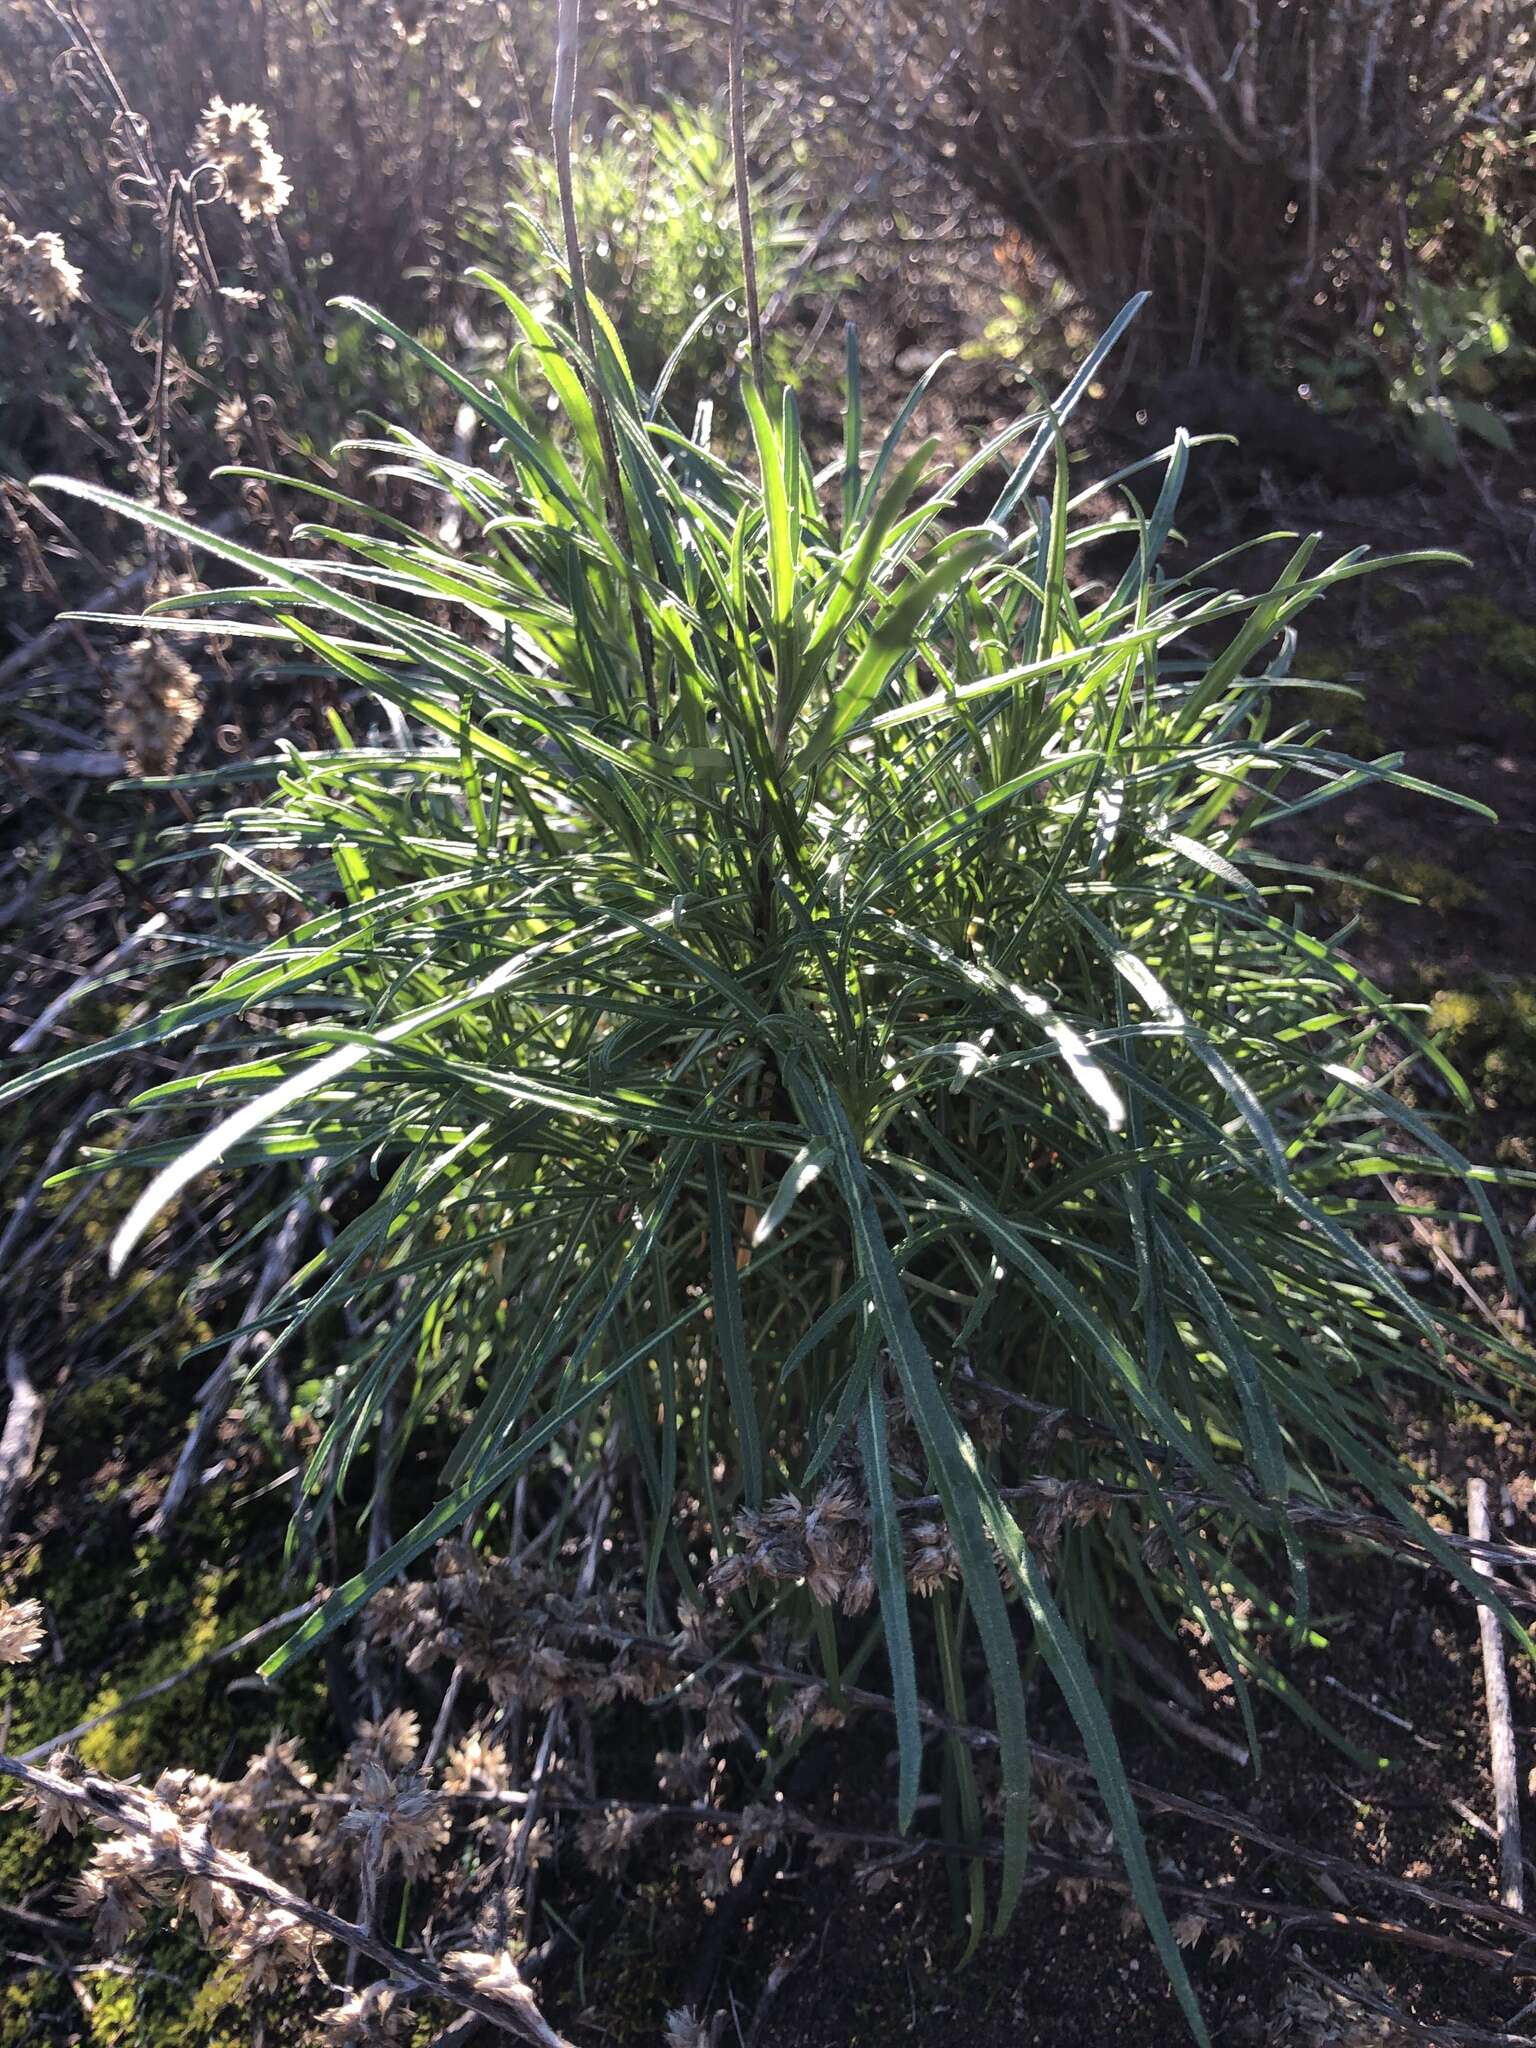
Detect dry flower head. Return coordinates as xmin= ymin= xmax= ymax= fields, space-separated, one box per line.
xmin=194 ymin=98 xmax=292 ymax=222
xmin=0 ymin=217 xmax=83 ymax=323
xmin=106 ymin=636 xmax=202 ymax=776
xmin=0 ymin=1595 xmax=45 ymax=1663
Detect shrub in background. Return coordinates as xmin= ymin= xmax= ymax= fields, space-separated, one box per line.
xmin=795 ymin=0 xmax=1532 ymax=380
xmin=0 ymin=0 xmax=705 ymax=318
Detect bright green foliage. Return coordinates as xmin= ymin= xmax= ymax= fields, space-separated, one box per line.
xmin=19 ymin=291 xmax=1532 ymax=2042
xmin=505 ymin=99 xmax=809 ymax=398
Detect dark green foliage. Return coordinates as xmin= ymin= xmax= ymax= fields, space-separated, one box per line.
xmin=16 ymin=289 xmax=1531 ymax=2041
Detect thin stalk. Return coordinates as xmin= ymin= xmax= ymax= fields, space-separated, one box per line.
xmin=812 ymin=1602 xmax=844 ymax=1708
xmin=550 ymin=0 xmax=659 ymax=740
xmin=933 ymin=1584 xmax=986 ymax=1959
xmin=729 ymin=0 xmax=765 ymax=393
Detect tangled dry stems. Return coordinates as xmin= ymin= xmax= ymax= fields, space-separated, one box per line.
xmin=792 ymin=0 xmax=1532 ymax=368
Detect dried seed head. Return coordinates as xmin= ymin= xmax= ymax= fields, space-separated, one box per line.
xmin=840 ymin=1558 xmax=877 ymax=1616
xmin=665 ymin=2009 xmax=718 ymax=2048
xmin=106 ymin=636 xmax=202 ymax=777
xmin=671 ymin=1600 xmax=722 ymax=1662
xmin=0 ymin=1596 xmax=45 ymax=1664
xmin=194 ymin=98 xmax=291 ymax=222
xmin=149 ymin=1768 xmax=226 ymax=1830
xmin=0 ymin=222 xmax=83 ymax=324
xmin=736 ymin=1802 xmax=786 ymax=1856
xmin=442 ymin=1948 xmax=542 ymax=2020
xmin=1033 ymin=1763 xmax=1110 ymax=1854
xmin=904 ymin=1520 xmax=960 ymax=1596
xmin=713 ymin=1483 xmax=873 ymax=1611
xmin=65 ymin=1836 xmax=177 ymax=1951
xmin=770 ymin=1683 xmax=825 ymax=1745
xmin=240 ymin=1732 xmax=315 ymax=1804
xmin=316 ymin=1981 xmax=412 ymax=2044
xmin=177 ymin=1866 xmax=241 ymax=1939
xmin=11 ymin=1750 xmax=84 ymax=1840
xmin=214 ymin=394 xmax=249 ymax=446
xmin=218 ymin=1906 xmax=319 ymax=1991
xmin=341 ymin=1760 xmax=449 ymax=1877
xmin=576 ymin=1803 xmax=651 ymax=1876
xmin=703 ymin=1684 xmax=745 ymax=1750
xmin=441 ymin=1730 xmax=512 ymax=1797
xmin=707 ymin=1552 xmax=754 ymax=1599
xmin=686 ymin=1833 xmax=739 ymax=1899
xmin=363 ymin=1583 xmax=420 ymax=1647
xmin=387 ymin=0 xmax=438 ymax=44
xmin=350 ymin=1707 xmax=420 ymax=1773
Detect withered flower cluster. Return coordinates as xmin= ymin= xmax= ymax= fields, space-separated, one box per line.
xmin=106 ymin=635 xmax=203 ymax=777
xmin=0 ymin=1594 xmax=46 ymax=1664
xmin=0 ymin=215 xmax=83 ymax=324
xmin=363 ymin=1540 xmax=669 ymax=1711
xmin=6 ymin=1506 xmax=1066 ymax=2041
xmin=711 ymin=1478 xmax=961 ymax=1609
xmin=383 ymin=0 xmax=440 ymax=44
xmin=194 ymin=99 xmax=292 ymax=223
xmin=47 ymin=1765 xmax=319 ymax=1989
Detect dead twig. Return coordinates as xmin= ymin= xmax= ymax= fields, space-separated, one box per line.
xmin=0 ymin=1344 xmax=46 ymax=1548
xmin=557 ymin=1617 xmax=1536 ymax=1952
xmin=146 ymin=1165 xmax=320 ymax=1540
xmin=446 ymin=1788 xmax=1536 ymax=1979
xmin=1471 ymin=1476 xmax=1525 ymax=1912
xmin=1286 ymin=1946 xmax=1536 ymax=2047
xmin=1140 ymin=1694 xmax=1251 ymax=1771
xmin=1116 ymin=1628 xmax=1250 ymax=1768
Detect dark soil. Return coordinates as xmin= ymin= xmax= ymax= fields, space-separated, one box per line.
xmin=687 ymin=1511 xmax=1536 ymax=2047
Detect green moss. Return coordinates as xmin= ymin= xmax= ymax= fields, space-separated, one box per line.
xmin=82 ymin=1970 xmax=138 ymax=2046
xmin=0 ymin=1971 xmax=63 ymax=2048
xmin=1427 ymin=987 xmax=1485 ymax=1039
xmin=1383 ymin=596 xmax=1536 ymax=692
xmin=1481 ymin=1044 xmax=1536 ymax=1111
xmin=32 ymin=1944 xmax=256 ymax=2048
xmin=1337 ymin=855 xmax=1485 ymax=935
xmin=1363 ymin=856 xmax=1484 ymax=915
xmin=1428 ymin=979 xmax=1536 ymax=1110
xmin=0 ymin=1505 xmax=333 ymax=2044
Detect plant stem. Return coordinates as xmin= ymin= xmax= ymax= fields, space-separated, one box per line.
xmin=729 ymin=0 xmax=765 ymax=393
xmin=550 ymin=0 xmax=660 ymax=740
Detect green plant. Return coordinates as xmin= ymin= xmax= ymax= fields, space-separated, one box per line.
xmin=1297 ymin=261 xmax=1535 ymax=466
xmin=504 ymin=97 xmax=810 ymax=401
xmin=963 ymin=253 xmax=1091 ymax=392
xmin=1291 ymin=115 xmax=1536 ymax=464
xmin=16 ymin=290 xmax=1532 ymax=2041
